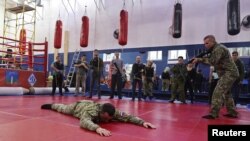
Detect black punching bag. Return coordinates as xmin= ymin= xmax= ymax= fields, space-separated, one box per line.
xmin=172 ymin=2 xmax=182 ymax=38
xmin=227 ymin=0 xmax=241 ymax=35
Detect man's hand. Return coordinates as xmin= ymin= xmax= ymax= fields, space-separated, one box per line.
xmin=96 ymin=127 xmax=111 ymax=137
xmin=143 ymin=122 xmax=156 ymax=129
xmin=191 ymin=58 xmax=199 ymax=64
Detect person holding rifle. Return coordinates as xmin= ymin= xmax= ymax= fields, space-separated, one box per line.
xmin=192 ymin=35 xmax=238 ymax=119
xmin=89 ymin=49 xmax=104 ymax=99
xmin=169 ymin=56 xmax=187 ymax=104
xmin=51 ymin=55 xmax=64 ymax=96
xmin=142 ymin=60 xmax=155 ymax=100
xmin=74 ymin=55 xmax=89 ymax=96
xmin=131 ymin=56 xmax=145 ymax=101
xmin=110 ymin=51 xmax=124 ymax=99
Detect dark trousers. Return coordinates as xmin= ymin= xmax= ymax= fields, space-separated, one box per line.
xmin=132 ymin=79 xmax=142 ymax=100
xmin=194 ymin=82 xmax=202 ymax=93
xmin=90 ymin=71 xmax=101 ymax=97
xmin=185 ymin=81 xmax=194 ymax=103
xmin=111 ymin=74 xmax=122 ymax=99
xmin=232 ymin=81 xmax=241 ymax=105
xmin=52 ymin=74 xmax=63 ymax=95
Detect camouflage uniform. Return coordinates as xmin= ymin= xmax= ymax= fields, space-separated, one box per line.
xmin=199 ymin=43 xmax=239 ymax=117
xmin=170 ymin=63 xmax=187 ymax=102
xmin=52 ymin=100 xmax=144 ymax=131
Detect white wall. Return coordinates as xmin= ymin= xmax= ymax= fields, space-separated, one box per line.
xmin=0 ymin=1 xmax=3 ymax=36
xmin=1 ymin=0 xmax=250 ymax=54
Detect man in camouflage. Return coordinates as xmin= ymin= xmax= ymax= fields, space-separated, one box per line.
xmin=193 ymin=35 xmax=238 ymax=119
xmin=169 ymin=56 xmax=187 ymax=104
xmin=41 ymin=100 xmax=156 ymax=136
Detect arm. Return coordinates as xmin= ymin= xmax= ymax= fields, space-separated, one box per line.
xmin=82 ymin=62 xmax=89 ymax=70
xmin=195 ymin=57 xmax=210 ymax=65
xmin=80 ymin=112 xmax=111 ymax=136
xmin=51 ymin=62 xmax=60 ymax=72
xmin=113 ymin=110 xmax=156 ymax=129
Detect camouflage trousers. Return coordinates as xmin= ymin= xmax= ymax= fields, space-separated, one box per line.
xmin=52 ymin=102 xmax=78 ymax=116
xmin=143 ymin=81 xmax=153 ymax=97
xmin=170 ymin=79 xmax=185 ymax=102
xmin=210 ymin=73 xmax=238 ymax=117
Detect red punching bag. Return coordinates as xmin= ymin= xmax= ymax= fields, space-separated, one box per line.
xmin=172 ymin=2 xmax=182 ymax=38
xmin=19 ymin=28 xmax=26 ymax=54
xmin=227 ymin=0 xmax=241 ymax=35
xmin=54 ymin=20 xmax=63 ymax=49
xmin=119 ymin=10 xmax=128 ymax=46
xmin=80 ymin=16 xmax=89 ymax=47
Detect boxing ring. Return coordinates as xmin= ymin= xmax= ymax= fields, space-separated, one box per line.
xmin=0 ymin=36 xmax=48 ymax=90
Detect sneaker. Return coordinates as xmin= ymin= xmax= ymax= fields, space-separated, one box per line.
xmin=202 ymin=115 xmax=216 ymax=119
xmin=41 ymin=104 xmax=52 ymax=110
xmin=223 ymin=114 xmax=238 ymax=118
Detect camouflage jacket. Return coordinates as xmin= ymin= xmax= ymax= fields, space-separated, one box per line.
xmin=170 ymin=63 xmax=187 ymax=81
xmin=200 ymin=43 xmax=239 ymax=78
xmin=73 ymin=100 xmax=144 ymax=131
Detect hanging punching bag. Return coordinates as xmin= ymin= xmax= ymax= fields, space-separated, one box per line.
xmin=80 ymin=16 xmax=89 ymax=47
xmin=242 ymin=15 xmax=250 ymax=28
xmin=19 ymin=28 xmax=26 ymax=54
xmin=119 ymin=10 xmax=128 ymax=46
xmin=113 ymin=29 xmax=119 ymax=39
xmin=54 ymin=20 xmax=63 ymax=49
xmin=172 ymin=2 xmax=182 ymax=38
xmin=227 ymin=0 xmax=240 ymax=35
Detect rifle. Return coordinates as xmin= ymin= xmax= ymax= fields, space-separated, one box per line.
xmin=113 ymin=62 xmax=122 ymax=75
xmin=186 ymin=49 xmax=212 ymax=65
xmin=113 ymin=62 xmax=126 ymax=81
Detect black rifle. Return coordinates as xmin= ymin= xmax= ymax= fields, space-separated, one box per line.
xmin=187 ymin=49 xmax=212 ymax=65
xmin=113 ymin=62 xmax=126 ymax=82
xmin=113 ymin=62 xmax=122 ymax=75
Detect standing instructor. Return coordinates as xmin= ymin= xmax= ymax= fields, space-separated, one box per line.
xmin=192 ymin=35 xmax=238 ymax=119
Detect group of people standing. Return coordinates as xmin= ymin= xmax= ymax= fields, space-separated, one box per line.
xmin=50 ymin=49 xmax=156 ymax=101
xmin=162 ymin=35 xmax=243 ymax=119
xmin=50 ymin=35 xmax=244 ymax=120
xmin=165 ymin=57 xmax=201 ymax=104
xmin=50 ymin=49 xmax=103 ymax=98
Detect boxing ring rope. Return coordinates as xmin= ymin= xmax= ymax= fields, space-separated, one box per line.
xmin=0 ymin=36 xmax=48 ymax=87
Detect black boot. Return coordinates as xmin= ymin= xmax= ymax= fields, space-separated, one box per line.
xmin=41 ymin=104 xmax=52 ymax=110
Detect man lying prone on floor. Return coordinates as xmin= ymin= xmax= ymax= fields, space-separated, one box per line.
xmin=41 ymin=100 xmax=156 ymax=136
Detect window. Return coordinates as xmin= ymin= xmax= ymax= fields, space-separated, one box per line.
xmin=167 ymin=50 xmax=187 ymax=64
xmin=228 ymin=47 xmax=250 ymax=57
xmin=168 ymin=50 xmax=187 ymax=60
xmin=147 ymin=51 xmax=162 ymax=61
xmin=103 ymin=53 xmax=121 ymax=62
